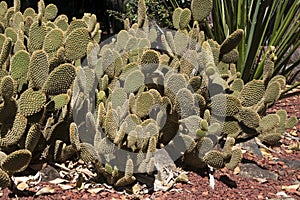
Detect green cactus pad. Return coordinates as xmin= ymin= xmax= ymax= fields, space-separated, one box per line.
xmin=28 ymin=21 xmax=47 ymax=52
xmin=69 ymin=122 xmax=81 ymax=151
xmin=262 ymin=57 xmax=274 ymax=82
xmin=104 ymin=109 xmax=119 ymax=140
xmin=203 ymin=150 xmax=225 ymax=169
xmin=179 ymin=8 xmax=191 ymax=30
xmin=23 ymin=7 xmax=36 ymax=18
xmin=264 ymin=81 xmax=281 ymax=104
xmin=42 ymin=63 xmax=76 ymax=95
xmin=50 ymin=93 xmax=70 ymax=110
xmin=221 ymin=49 xmax=239 ymax=63
xmin=222 ymin=137 xmax=235 ymax=159
xmin=269 ymin=75 xmax=286 ymax=90
xmin=286 ymin=116 xmax=298 ymax=129
xmin=210 ymin=94 xmax=242 ymax=117
xmin=239 ymin=107 xmax=261 ymax=129
xmin=124 ymin=70 xmax=145 ymax=94
xmin=174 ymin=30 xmax=189 ymax=55
xmin=1 ymin=149 xmax=32 ymax=174
xmin=19 ymin=88 xmax=46 ymax=117
xmin=115 ymin=175 xmax=136 ymax=187
xmin=79 ymin=142 xmax=99 ymax=163
xmin=191 ymin=0 xmax=213 ymax=22
xmin=0 ymin=1 xmax=7 ymax=16
xmin=55 ymin=17 xmax=69 ymax=31
xmin=137 ymin=0 xmax=146 ymax=27
xmin=10 ymin=50 xmax=30 ymax=80
xmin=0 ymin=76 xmax=14 ymax=100
xmin=220 ymin=29 xmax=243 ymax=55
xmin=239 ymin=80 xmax=265 ymax=107
xmin=0 ymin=37 xmax=12 ymax=66
xmin=172 ymin=7 xmax=183 ymax=29
xmin=0 ymin=168 xmax=10 ymax=189
xmin=259 ymin=114 xmax=280 ymax=133
xmin=28 ymin=50 xmax=49 ymax=89
xmin=43 ymin=28 xmax=64 ymax=53
xmin=135 ymin=91 xmax=155 ymax=118
xmin=259 ymin=132 xmax=282 ymax=145
xmin=165 ymin=73 xmax=188 ymax=103
xmin=25 ymin=124 xmax=41 ymax=152
xmin=140 ymin=50 xmax=160 ymax=74
xmin=231 ymin=78 xmax=244 ymax=92
xmin=5 ymin=27 xmax=17 ymax=43
xmin=0 ymin=113 xmax=27 ymax=146
xmin=65 ymin=28 xmax=91 ymax=61
xmin=225 ymin=147 xmax=242 ymax=170
xmin=44 ymin=3 xmax=58 ymax=20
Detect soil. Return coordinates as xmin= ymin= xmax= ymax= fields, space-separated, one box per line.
xmin=1 ymin=95 xmax=300 ymax=200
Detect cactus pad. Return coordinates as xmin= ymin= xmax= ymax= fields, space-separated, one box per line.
xmin=1 ymin=149 xmax=32 ymax=174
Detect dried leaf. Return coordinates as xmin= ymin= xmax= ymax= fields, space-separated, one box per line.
xmin=233 ymin=166 xmax=240 ymax=175
xmin=17 ymin=181 xmax=29 ymax=191
xmin=132 ymin=182 xmax=142 ymax=195
xmin=49 ymin=178 xmax=68 ymax=184
xmin=282 ymin=184 xmax=300 ymax=192
xmin=253 ymin=177 xmax=268 ymax=183
xmin=87 ymin=188 xmax=104 ymax=194
xmin=58 ymin=184 xmax=74 ymax=190
xmin=259 ymin=148 xmax=272 ymax=157
xmin=35 ymin=186 xmax=55 ymax=196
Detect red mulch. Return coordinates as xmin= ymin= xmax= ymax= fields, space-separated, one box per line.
xmin=1 ymin=95 xmax=299 ymax=200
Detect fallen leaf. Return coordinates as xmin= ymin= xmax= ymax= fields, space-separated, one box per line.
xmin=259 ymin=148 xmax=272 ymax=157
xmin=132 ymin=183 xmax=141 ymax=195
xmin=233 ymin=166 xmax=240 ymax=175
xmin=35 ymin=186 xmax=55 ymax=196
xmin=49 ymin=178 xmax=68 ymax=184
xmin=253 ymin=177 xmax=268 ymax=183
xmin=17 ymin=182 xmax=29 ymax=191
xmin=87 ymin=188 xmax=104 ymax=194
xmin=58 ymin=184 xmax=74 ymax=190
xmin=282 ymin=184 xmax=300 ymax=192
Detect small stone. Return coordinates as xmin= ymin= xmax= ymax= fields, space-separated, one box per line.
xmin=202 ymin=191 xmax=209 ymax=196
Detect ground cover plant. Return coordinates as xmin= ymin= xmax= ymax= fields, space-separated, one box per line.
xmin=0 ymin=0 xmax=298 ymax=195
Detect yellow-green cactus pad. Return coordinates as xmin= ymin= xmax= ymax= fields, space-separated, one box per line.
xmin=135 ymin=91 xmax=155 ymax=118
xmin=174 ymin=30 xmax=189 ymax=55
xmin=28 ymin=50 xmax=49 ymax=89
xmin=286 ymin=116 xmax=298 ymax=129
xmin=165 ymin=73 xmax=188 ymax=103
xmin=79 ymin=142 xmax=99 ymax=163
xmin=221 ymin=49 xmax=239 ymax=63
xmin=10 ymin=50 xmax=30 ymax=80
xmin=264 ymin=81 xmax=281 ymax=104
xmin=104 ymin=109 xmax=119 ymax=140
xmin=44 ymin=3 xmax=58 ymax=20
xmin=259 ymin=114 xmax=280 ymax=133
xmin=225 ymin=147 xmax=242 ymax=170
xmin=172 ymin=7 xmax=183 ymax=29
xmin=179 ymin=8 xmax=191 ymax=30
xmin=65 ymin=28 xmax=91 ymax=61
xmin=259 ymin=132 xmax=282 ymax=146
xmin=42 ymin=63 xmax=76 ymax=95
xmin=55 ymin=17 xmax=69 ymax=31
xmin=1 ymin=149 xmax=32 ymax=174
xmin=19 ymin=88 xmax=46 ymax=116
xmin=124 ymin=70 xmax=145 ymax=94
xmin=262 ymin=57 xmax=274 ymax=82
xmin=25 ymin=124 xmax=41 ymax=152
xmin=115 ymin=175 xmax=136 ymax=187
xmin=69 ymin=122 xmax=81 ymax=151
xmin=5 ymin=27 xmax=17 ymax=43
xmin=140 ymin=49 xmax=160 ymax=74
xmin=43 ymin=28 xmax=64 ymax=53
xmin=191 ymin=0 xmax=213 ymax=22
xmin=23 ymin=7 xmax=36 ymax=18
xmin=239 ymin=80 xmax=265 ymax=107
xmin=0 ymin=168 xmax=10 ymax=189
xmin=220 ymin=29 xmax=244 ymax=55
xmin=222 ymin=137 xmax=235 ymax=159
xmin=269 ymin=75 xmax=286 ymax=90
xmin=231 ymin=78 xmax=244 ymax=92
xmin=137 ymin=0 xmax=146 ymax=27
xmin=0 ymin=113 xmax=27 ymax=146
xmin=28 ymin=21 xmax=47 ymax=52
xmin=0 ymin=1 xmax=7 ymax=16
xmin=239 ymin=107 xmax=261 ymax=129
xmin=210 ymin=94 xmax=242 ymax=117
xmin=203 ymin=150 xmax=225 ymax=169
xmin=111 ymin=88 xmax=127 ymax=109
xmin=0 ymin=76 xmax=14 ymax=100
xmin=0 ymin=37 xmax=12 ymax=66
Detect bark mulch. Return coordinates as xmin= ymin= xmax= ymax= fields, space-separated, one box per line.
xmin=1 ymin=95 xmax=299 ymax=200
